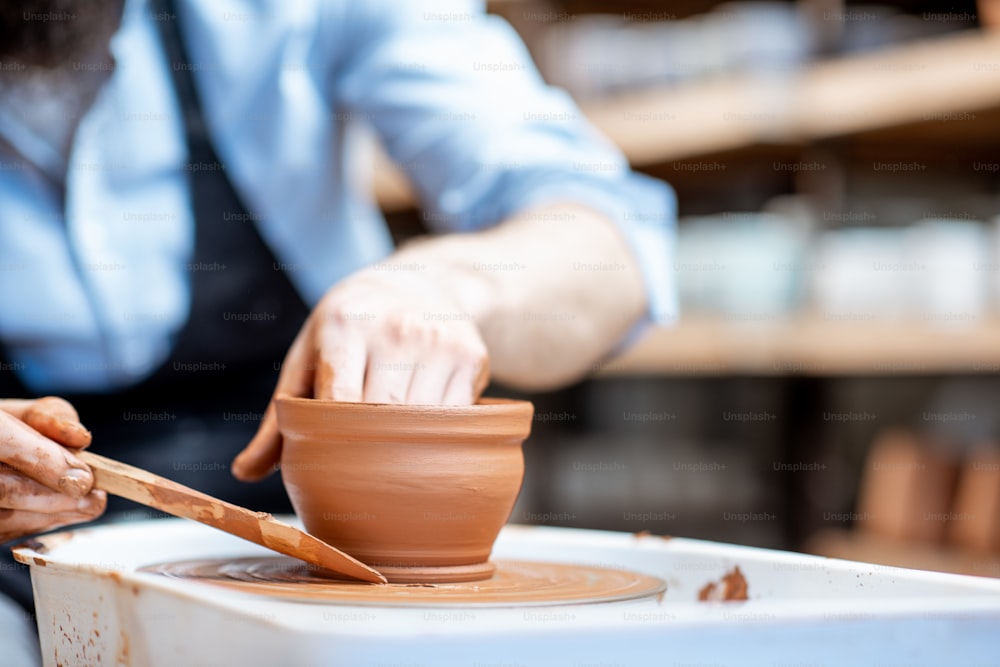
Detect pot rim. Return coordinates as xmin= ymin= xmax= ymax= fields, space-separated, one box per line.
xmin=275 ymin=395 xmax=534 ymax=440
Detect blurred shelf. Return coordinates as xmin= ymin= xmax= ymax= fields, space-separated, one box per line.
xmin=600 ymin=315 xmax=1000 ymax=376
xmin=587 ymin=28 xmax=1000 ymax=167
xmin=375 ymin=29 xmax=1000 ymax=211
xmin=807 ymin=529 xmax=1000 ymax=579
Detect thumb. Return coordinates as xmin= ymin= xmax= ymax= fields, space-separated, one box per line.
xmin=232 ymin=323 xmax=314 ymax=481
xmin=232 ymin=401 xmax=282 ymax=481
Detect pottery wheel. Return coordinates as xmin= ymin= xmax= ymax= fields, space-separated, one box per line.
xmin=140 ymin=558 xmax=666 ymax=608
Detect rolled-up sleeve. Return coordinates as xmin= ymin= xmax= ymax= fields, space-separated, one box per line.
xmin=333 ymin=0 xmax=677 ymax=326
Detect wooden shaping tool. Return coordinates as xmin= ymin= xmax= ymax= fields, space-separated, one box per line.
xmin=77 ymin=451 xmax=386 ymax=584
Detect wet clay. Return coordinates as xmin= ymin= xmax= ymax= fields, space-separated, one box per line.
xmin=276 ymin=397 xmax=534 ymax=583
xmin=140 ymin=557 xmax=666 ymax=607
xmin=697 ymin=566 xmax=749 ymax=601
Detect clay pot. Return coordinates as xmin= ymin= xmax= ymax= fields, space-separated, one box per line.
xmin=276 ymin=396 xmax=534 ymax=583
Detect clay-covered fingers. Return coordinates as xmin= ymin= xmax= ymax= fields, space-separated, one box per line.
xmin=232 ymin=322 xmax=315 ymax=482
xmin=0 ymin=396 xmax=91 ymax=448
xmin=0 ymin=409 xmax=94 ymax=498
xmin=0 ymin=402 xmax=101 ymax=542
xmin=0 ymin=470 xmax=105 ymax=515
xmin=0 ymin=507 xmax=104 ymax=544
xmin=24 ymin=397 xmax=91 ymax=448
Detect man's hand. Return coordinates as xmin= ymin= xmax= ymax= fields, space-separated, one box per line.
xmin=233 ymin=203 xmax=648 ymax=482
xmin=231 ymin=269 xmax=489 ymax=481
xmin=0 ymin=397 xmax=106 ymax=543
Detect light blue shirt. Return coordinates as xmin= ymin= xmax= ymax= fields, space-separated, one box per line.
xmin=0 ymin=0 xmax=676 ymax=393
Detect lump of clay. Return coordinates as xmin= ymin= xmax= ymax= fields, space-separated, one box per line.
xmin=698 ymin=566 xmax=749 ymax=601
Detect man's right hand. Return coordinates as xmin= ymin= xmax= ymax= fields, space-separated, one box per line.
xmin=0 ymin=397 xmax=106 ymax=543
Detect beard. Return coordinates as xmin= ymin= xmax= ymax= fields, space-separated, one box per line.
xmin=0 ymin=0 xmax=124 ymax=68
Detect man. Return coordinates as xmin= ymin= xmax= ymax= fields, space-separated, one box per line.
xmin=0 ymin=0 xmax=675 ymax=660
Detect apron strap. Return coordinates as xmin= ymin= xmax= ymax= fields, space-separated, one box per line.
xmin=146 ymin=0 xmax=310 ymax=387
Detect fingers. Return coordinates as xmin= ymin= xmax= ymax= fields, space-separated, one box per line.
xmin=471 ymin=353 xmax=489 ymax=399
xmin=0 ymin=506 xmax=105 ymax=544
xmin=231 ymin=401 xmax=279 ymax=482
xmin=0 ymin=410 xmax=93 ymax=498
xmin=403 ymin=354 xmax=455 ymax=405
xmin=0 ymin=400 xmax=37 ymax=419
xmin=23 ymin=397 xmax=92 ymax=449
xmin=234 ymin=276 xmax=493 ymax=485
xmin=232 ymin=321 xmax=315 ymax=482
xmin=0 ymin=397 xmax=91 ymax=448
xmin=312 ymin=294 xmax=491 ymax=405
xmin=0 ymin=397 xmax=101 ymax=542
xmin=0 ymin=470 xmax=106 ymax=514
xmin=443 ymin=355 xmax=490 ymax=405
xmin=363 ymin=347 xmax=418 ymax=404
xmin=316 ymin=322 xmax=367 ymax=402
xmin=314 ymin=359 xmax=336 ymax=401
xmin=363 ymin=318 xmax=489 ymax=405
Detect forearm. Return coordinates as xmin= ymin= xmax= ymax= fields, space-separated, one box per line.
xmin=390 ymin=204 xmax=648 ymax=391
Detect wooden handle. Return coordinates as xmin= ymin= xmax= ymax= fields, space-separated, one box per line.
xmin=78 ymin=451 xmax=217 ymax=513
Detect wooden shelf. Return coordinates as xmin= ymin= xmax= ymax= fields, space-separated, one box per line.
xmin=600 ymin=315 xmax=1000 ymax=376
xmin=371 ymin=24 xmax=1000 ymax=376
xmin=375 ymin=29 xmax=1000 ymax=210
xmin=587 ymin=28 xmax=1000 ymax=167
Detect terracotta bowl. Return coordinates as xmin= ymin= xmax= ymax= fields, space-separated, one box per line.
xmin=276 ymin=396 xmax=534 ymax=583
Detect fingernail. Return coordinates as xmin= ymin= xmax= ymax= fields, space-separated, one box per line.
xmin=76 ymin=491 xmax=105 ymax=512
xmin=62 ymin=419 xmax=90 ymax=435
xmin=63 ymin=421 xmax=90 ymax=435
xmin=58 ymin=469 xmax=92 ymax=497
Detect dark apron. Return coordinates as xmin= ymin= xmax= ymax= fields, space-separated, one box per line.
xmin=0 ymin=0 xmax=312 ymax=612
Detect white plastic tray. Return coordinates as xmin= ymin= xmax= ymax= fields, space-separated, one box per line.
xmin=14 ymin=519 xmax=1000 ymax=666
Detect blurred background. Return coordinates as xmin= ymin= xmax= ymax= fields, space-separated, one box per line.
xmin=380 ymin=0 xmax=1000 ymax=579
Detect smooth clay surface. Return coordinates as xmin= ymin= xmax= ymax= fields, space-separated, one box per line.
xmin=276 ymin=397 xmax=534 ymax=582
